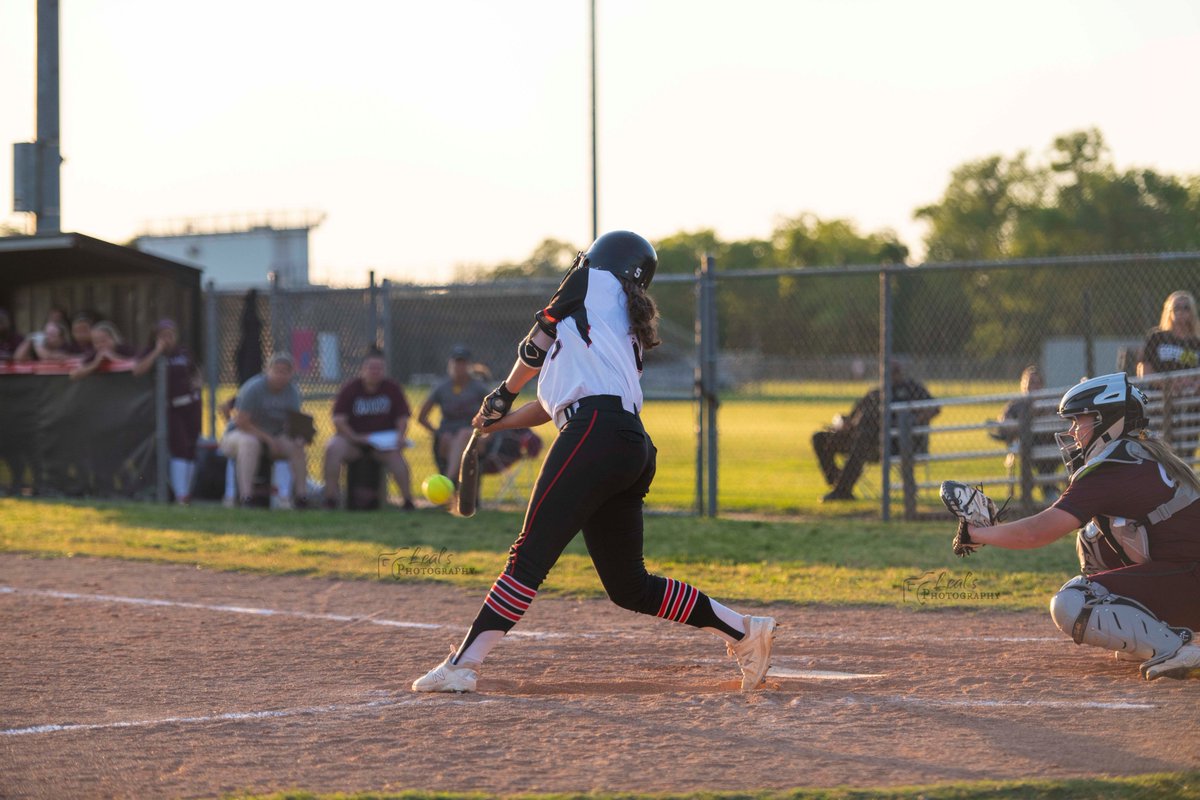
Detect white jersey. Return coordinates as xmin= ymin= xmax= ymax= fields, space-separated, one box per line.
xmin=534 ymin=267 xmax=643 ymax=422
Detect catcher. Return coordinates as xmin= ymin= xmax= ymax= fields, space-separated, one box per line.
xmin=941 ymin=372 xmax=1200 ymax=680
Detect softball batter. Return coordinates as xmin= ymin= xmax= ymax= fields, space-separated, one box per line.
xmin=412 ymin=230 xmax=776 ymax=693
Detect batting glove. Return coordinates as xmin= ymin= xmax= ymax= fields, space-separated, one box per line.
xmin=479 ymin=382 xmax=518 ymax=426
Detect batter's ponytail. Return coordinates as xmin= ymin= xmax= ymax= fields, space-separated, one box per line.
xmin=623 ymin=279 xmax=661 ymax=351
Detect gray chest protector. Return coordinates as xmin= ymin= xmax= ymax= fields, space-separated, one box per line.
xmin=1074 ymin=439 xmax=1200 ymax=572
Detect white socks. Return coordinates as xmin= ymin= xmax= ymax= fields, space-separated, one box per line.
xmin=169 ymin=458 xmax=194 ymax=502
xmin=454 ymin=629 xmax=504 ymax=666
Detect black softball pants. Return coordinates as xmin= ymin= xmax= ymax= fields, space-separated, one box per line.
xmin=455 ymin=396 xmax=736 ymax=661
xmin=507 ymin=395 xmax=658 ymax=609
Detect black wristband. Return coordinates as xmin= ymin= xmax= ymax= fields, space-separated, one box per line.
xmin=494 ymin=382 xmax=518 ymax=404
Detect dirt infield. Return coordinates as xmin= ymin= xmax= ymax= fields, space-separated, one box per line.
xmin=1 ymin=553 xmax=1197 ymax=799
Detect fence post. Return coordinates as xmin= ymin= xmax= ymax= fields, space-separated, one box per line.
xmin=703 ymin=254 xmax=718 ymax=518
xmin=155 ymin=355 xmax=169 ymax=503
xmin=381 ymin=278 xmax=394 ymax=374
xmin=268 ymin=271 xmax=281 ymax=354
xmin=204 ymin=280 xmax=217 ymax=440
xmin=694 ymin=256 xmax=706 ymax=516
xmin=368 ymin=270 xmax=379 ymax=349
xmin=879 ymin=268 xmax=894 ymax=522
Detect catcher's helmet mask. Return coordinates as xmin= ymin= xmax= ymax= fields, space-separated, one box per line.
xmin=1055 ymin=372 xmax=1150 ymax=472
xmin=579 ymin=230 xmax=658 ymax=290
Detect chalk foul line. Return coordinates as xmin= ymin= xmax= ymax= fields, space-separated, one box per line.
xmin=0 ymin=694 xmax=497 ymax=738
xmin=0 ymin=585 xmax=558 ymax=639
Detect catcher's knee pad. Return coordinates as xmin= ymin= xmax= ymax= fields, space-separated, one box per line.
xmin=1050 ymin=576 xmax=1191 ymax=661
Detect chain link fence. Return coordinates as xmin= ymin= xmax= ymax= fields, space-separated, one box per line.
xmin=204 ymin=273 xmax=698 ymax=510
xmin=202 ymin=252 xmax=1200 ymax=518
xmin=715 ymin=252 xmax=1200 ymax=518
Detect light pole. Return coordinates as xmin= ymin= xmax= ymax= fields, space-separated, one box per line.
xmin=589 ymin=0 xmax=598 ymax=242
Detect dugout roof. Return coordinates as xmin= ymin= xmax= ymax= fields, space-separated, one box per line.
xmin=0 ymin=232 xmax=201 ymax=286
xmin=0 ymin=232 xmax=203 ymax=354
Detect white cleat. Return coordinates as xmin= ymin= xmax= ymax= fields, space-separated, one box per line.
xmin=411 ymin=651 xmax=479 ymax=693
xmin=1113 ymin=649 xmax=1142 ymax=662
xmin=728 ymin=615 xmax=777 ymax=691
xmin=1141 ymin=644 xmax=1200 ymax=681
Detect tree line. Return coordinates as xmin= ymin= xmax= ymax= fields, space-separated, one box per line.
xmin=471 ymin=128 xmax=1200 ymax=279
xmin=465 ymin=129 xmax=1200 ymax=364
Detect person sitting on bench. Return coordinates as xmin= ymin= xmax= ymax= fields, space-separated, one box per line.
xmin=812 ymin=361 xmax=940 ymax=502
xmin=322 ymin=348 xmax=416 ymax=510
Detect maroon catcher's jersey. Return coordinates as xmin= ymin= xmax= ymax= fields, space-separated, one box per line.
xmin=1052 ymin=440 xmax=1200 ymax=562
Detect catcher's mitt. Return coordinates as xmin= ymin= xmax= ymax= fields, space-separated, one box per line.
xmin=940 ymin=480 xmax=1005 ymax=557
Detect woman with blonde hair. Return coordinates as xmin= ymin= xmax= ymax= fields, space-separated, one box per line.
xmin=1140 ymin=290 xmax=1200 ymax=375
xmin=1139 ymin=290 xmax=1200 ymax=457
xmin=69 ymin=322 xmax=134 ymax=380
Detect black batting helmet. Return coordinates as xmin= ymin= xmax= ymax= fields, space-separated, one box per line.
xmin=581 ymin=230 xmax=657 ymax=289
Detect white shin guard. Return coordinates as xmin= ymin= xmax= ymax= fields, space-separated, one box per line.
xmin=1050 ymin=576 xmax=1192 ymax=661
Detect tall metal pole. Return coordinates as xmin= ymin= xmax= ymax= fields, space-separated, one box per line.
xmin=694 ymin=258 xmax=705 ymax=516
xmin=589 ymin=0 xmax=598 ymax=241
xmin=879 ymin=268 xmax=894 ymax=522
xmin=703 ymin=254 xmax=718 ymax=518
xmin=368 ymin=270 xmax=378 ymax=349
xmin=36 ymin=0 xmax=61 ymax=234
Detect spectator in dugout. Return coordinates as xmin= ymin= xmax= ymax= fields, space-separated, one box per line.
xmin=812 ymin=359 xmax=940 ymax=502
xmin=14 ymin=319 xmax=72 ymax=362
xmin=321 ymin=348 xmax=416 ymax=510
xmin=417 ymin=345 xmax=490 ymax=484
xmin=132 ymin=319 xmax=202 ymax=504
xmin=68 ymin=322 xmax=135 ymax=380
xmin=0 ymin=308 xmax=23 ymax=362
xmin=219 ymin=353 xmax=310 ymax=509
xmin=68 ymin=310 xmax=97 ymax=356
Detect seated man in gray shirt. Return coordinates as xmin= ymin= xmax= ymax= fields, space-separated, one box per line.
xmin=219 ymin=353 xmax=309 ymax=508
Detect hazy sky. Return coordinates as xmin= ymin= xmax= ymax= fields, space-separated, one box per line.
xmin=2 ymin=0 xmax=1199 ymax=284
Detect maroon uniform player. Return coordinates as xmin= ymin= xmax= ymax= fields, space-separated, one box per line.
xmin=322 ymin=349 xmax=415 ymax=509
xmin=133 ymin=320 xmax=201 ymax=503
xmin=957 ymin=373 xmax=1200 ymax=680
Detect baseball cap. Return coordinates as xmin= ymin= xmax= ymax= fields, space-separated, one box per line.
xmin=450 ymin=345 xmax=471 ymax=361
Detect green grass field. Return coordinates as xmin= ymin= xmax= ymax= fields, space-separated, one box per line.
xmin=200 ymin=379 xmax=1038 ymax=517
xmin=228 ymin=769 xmax=1200 ymax=800
xmin=0 ymin=497 xmax=1076 ymax=611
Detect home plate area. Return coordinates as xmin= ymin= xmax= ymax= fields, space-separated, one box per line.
xmin=0 ymin=554 xmax=1196 ymax=798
